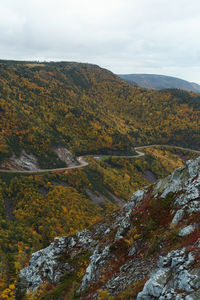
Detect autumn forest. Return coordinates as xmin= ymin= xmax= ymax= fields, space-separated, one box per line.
xmin=0 ymin=60 xmax=200 ymax=298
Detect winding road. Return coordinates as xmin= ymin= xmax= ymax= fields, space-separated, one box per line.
xmin=0 ymin=145 xmax=200 ymax=174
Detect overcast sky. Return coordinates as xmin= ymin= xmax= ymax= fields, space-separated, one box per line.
xmin=1 ymin=0 xmax=200 ymax=83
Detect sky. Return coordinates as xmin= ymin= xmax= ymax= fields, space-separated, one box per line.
xmin=0 ymin=0 xmax=200 ymax=83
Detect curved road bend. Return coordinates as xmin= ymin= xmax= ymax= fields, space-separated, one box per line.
xmin=0 ymin=145 xmax=200 ymax=174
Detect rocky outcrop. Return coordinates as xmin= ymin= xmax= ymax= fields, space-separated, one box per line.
xmin=179 ymin=224 xmax=198 ymax=237
xmin=137 ymin=246 xmax=200 ymax=299
xmin=154 ymin=157 xmax=200 ymax=226
xmin=80 ymin=246 xmax=110 ymax=292
xmin=114 ymin=190 xmax=146 ymax=241
xmin=153 ymin=157 xmax=200 ymax=200
xmin=18 ymin=229 xmax=98 ymax=292
xmin=17 ymin=156 xmax=200 ymax=299
xmin=53 ymin=146 xmax=78 ymax=167
xmin=19 ymin=237 xmax=72 ymax=291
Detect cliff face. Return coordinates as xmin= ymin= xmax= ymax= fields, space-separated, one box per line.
xmin=17 ymin=157 xmax=200 ymax=299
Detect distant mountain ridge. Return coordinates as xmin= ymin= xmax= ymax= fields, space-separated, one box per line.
xmin=118 ymin=73 xmax=200 ymax=93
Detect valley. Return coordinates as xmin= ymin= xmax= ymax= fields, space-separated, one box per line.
xmin=0 ymin=144 xmax=199 ymax=298
xmin=0 ymin=60 xmax=200 ymax=299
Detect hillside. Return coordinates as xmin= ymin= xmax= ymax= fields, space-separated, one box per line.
xmin=0 ymin=60 xmax=200 ymax=169
xmin=0 ymin=146 xmax=198 ymax=298
xmin=118 ymin=73 xmax=200 ymax=93
xmin=16 ymin=155 xmax=200 ymax=299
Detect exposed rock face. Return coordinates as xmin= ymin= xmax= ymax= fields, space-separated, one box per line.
xmin=53 ymin=146 xmax=78 ymax=167
xmin=154 ymin=156 xmax=200 ymax=225
xmin=0 ymin=147 xmax=77 ymax=171
xmin=18 ymin=229 xmax=98 ymax=292
xmin=114 ymin=190 xmax=145 ymax=241
xmin=137 ymin=246 xmax=200 ymax=299
xmin=0 ymin=150 xmax=39 ymax=171
xmin=179 ymin=224 xmax=198 ymax=237
xmin=171 ymin=209 xmax=185 ymax=225
xmin=17 ymin=156 xmax=200 ymax=299
xmin=80 ymin=246 xmax=110 ymax=291
xmin=19 ymin=237 xmax=72 ymax=291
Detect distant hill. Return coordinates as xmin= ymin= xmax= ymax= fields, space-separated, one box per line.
xmin=118 ymin=74 xmax=200 ymax=93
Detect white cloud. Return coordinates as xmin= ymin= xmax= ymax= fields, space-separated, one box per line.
xmin=0 ymin=0 xmax=200 ymax=83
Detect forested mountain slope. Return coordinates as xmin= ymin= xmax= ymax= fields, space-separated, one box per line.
xmin=118 ymin=73 xmax=200 ymax=93
xmin=0 ymin=59 xmax=200 ymax=298
xmin=0 ymin=60 xmax=200 ymax=169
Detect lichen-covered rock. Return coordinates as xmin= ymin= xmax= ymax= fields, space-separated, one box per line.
xmin=179 ymin=224 xmax=198 ymax=237
xmin=114 ymin=190 xmax=146 ymax=241
xmin=137 ymin=247 xmax=200 ymax=300
xmin=153 ymin=156 xmax=200 ymax=231
xmin=171 ymin=209 xmax=185 ymax=225
xmin=79 ymin=246 xmax=110 ymax=291
xmin=19 ymin=236 xmax=72 ymax=291
xmin=76 ymin=229 xmax=96 ymax=251
xmin=137 ymin=268 xmax=170 ymax=299
xmin=128 ymin=246 xmax=136 ymax=257
xmin=18 ymin=229 xmax=98 ymax=293
xmin=154 ymin=166 xmax=185 ymax=198
xmin=153 ymin=156 xmax=200 ymax=203
xmin=114 ymin=216 xmax=132 ymax=241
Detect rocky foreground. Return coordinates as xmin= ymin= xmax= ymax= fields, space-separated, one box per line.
xmin=16 ymin=157 xmax=200 ymax=299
